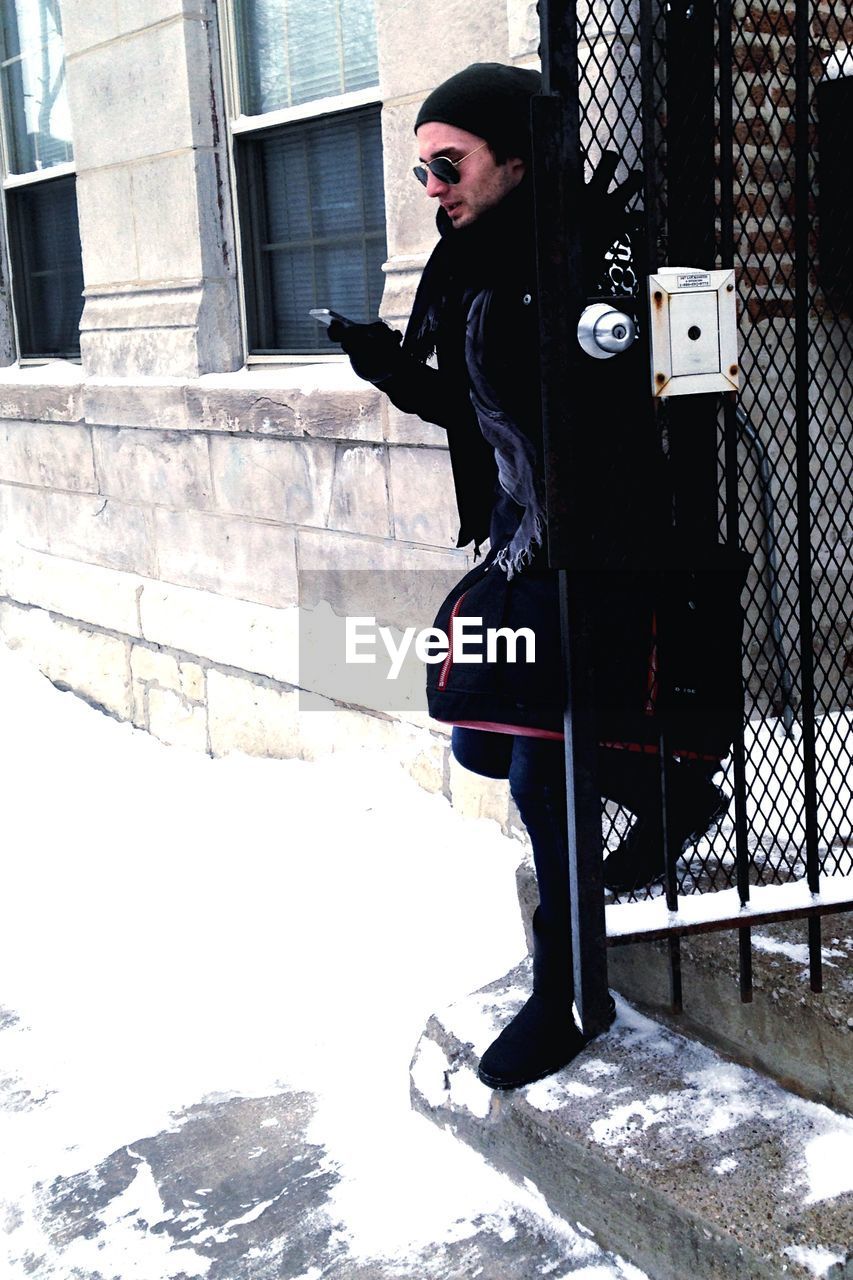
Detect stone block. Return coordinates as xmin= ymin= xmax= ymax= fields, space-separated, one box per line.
xmin=188 ymin=368 xmax=385 ymax=441
xmin=0 ymin=374 xmax=83 ymax=423
xmin=507 ymin=0 xmax=540 ymax=57
xmin=139 ymin=580 xmax=299 ymax=685
xmin=130 ymin=644 xmax=205 ymax=700
xmin=114 ymin=0 xmax=193 ymax=40
xmin=0 ymin=485 xmax=50 ymax=554
xmin=0 ymin=546 xmax=143 ymax=636
xmin=0 ymin=602 xmax=132 ymax=719
xmin=207 ymin=670 xmax=302 ymax=758
xmin=0 ymin=422 xmax=96 ymax=491
xmin=46 ymin=492 xmax=156 ymax=576
xmin=61 ymin=0 xmax=121 ymax=56
xmin=66 ymin=19 xmax=212 ymax=171
xmin=297 ymin=526 xmax=468 ymax=572
xmin=299 ymin=387 xmax=386 ymax=443
xmin=383 ymin=399 xmax=447 ymax=447
xmin=147 ymin=684 xmax=208 ymax=751
xmin=328 ymin=445 xmax=390 ymax=537
xmin=80 ymin=317 xmax=204 ymax=382
xmin=153 ymin=510 xmax=298 ymax=608
xmin=132 ymin=150 xmax=205 ymax=282
xmin=448 ymin=752 xmax=511 ymax=825
xmin=380 ymin=103 xmax=442 ymax=260
xmin=187 ymin=384 xmax=302 ymax=437
xmin=83 ymin=380 xmax=189 ymax=430
xmin=377 ymin=0 xmax=509 ymax=102
xmin=75 ymin=167 xmax=138 ymax=288
xmin=80 ymin=285 xmax=243 ymax=380
xmin=388 ymin=446 xmax=459 ymax=547
xmin=379 ymin=253 xmax=428 ymax=328
xmin=209 ymin=436 xmax=336 ymax=525
xmin=93 ymin=427 xmax=212 ymax=509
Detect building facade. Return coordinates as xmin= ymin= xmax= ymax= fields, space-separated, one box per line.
xmin=0 ymin=0 xmax=848 ymax=826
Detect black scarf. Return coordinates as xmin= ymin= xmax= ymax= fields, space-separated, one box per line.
xmin=403 ymin=181 xmax=545 ymax=576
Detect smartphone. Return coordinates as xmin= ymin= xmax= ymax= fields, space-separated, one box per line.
xmin=309 ymin=307 xmax=357 ymax=327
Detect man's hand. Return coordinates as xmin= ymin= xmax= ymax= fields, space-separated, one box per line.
xmin=581 ymin=151 xmax=643 ymax=283
xmin=328 ymin=319 xmax=403 ymax=384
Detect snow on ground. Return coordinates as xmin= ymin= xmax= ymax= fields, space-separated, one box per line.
xmin=0 ymin=641 xmax=639 ymax=1278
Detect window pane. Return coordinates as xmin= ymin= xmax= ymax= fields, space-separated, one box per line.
xmin=239 ymin=107 xmax=387 ymax=354
xmin=234 ymin=0 xmax=378 ymax=115
xmin=0 ymin=0 xmax=73 ymax=174
xmin=7 ymin=174 xmax=84 ymax=357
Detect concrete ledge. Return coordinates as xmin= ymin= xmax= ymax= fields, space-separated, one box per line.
xmin=411 ymin=976 xmax=853 ymax=1280
xmin=516 ymin=859 xmax=853 ymax=1116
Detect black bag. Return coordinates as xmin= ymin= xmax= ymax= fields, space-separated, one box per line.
xmin=426 ymin=543 xmax=750 ymax=761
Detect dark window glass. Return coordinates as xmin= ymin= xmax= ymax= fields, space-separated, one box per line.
xmin=238 ymin=106 xmax=387 ymax=354
xmin=7 ymin=173 xmax=84 ymax=357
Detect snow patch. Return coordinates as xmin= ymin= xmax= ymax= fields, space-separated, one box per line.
xmin=803 ymin=1130 xmax=853 ymax=1204
xmin=751 ymin=933 xmax=845 ymax=968
xmin=784 ymin=1244 xmax=847 ymax=1277
xmin=449 ymin=1065 xmax=493 ymax=1118
xmin=527 ymin=1077 xmax=601 ymax=1112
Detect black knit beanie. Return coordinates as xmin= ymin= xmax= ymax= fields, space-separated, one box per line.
xmin=414 ymin=63 xmax=542 ymax=161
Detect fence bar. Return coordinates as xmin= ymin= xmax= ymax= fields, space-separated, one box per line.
xmin=667 ymin=935 xmax=683 ymax=1013
xmin=639 ymin=0 xmax=660 ymax=277
xmin=719 ymin=0 xmax=753 ymax=998
xmin=808 ymin=916 xmax=823 ymax=993
xmin=664 ymin=0 xmax=719 ymax=546
xmin=793 ymin=0 xmax=820 ymax=898
xmin=608 ymin=896 xmax=853 ymax=946
xmin=738 ymin=927 xmax=754 ymax=1003
xmin=533 ymin=0 xmax=611 ymax=1037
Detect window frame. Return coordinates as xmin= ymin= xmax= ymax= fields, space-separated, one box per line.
xmin=217 ymin=0 xmax=383 ymax=364
xmin=0 ymin=1 xmax=82 ymax=364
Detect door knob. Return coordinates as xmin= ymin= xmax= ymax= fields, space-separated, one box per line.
xmin=577 ymin=303 xmax=637 ymax=359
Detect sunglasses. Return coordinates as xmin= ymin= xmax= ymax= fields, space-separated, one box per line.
xmin=412 ymin=141 xmax=488 ymax=187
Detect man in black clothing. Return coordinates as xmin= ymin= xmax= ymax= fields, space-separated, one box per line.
xmin=329 ymin=64 xmax=728 ymax=1089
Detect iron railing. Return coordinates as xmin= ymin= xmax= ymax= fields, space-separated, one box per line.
xmin=535 ymin=0 xmax=853 ymax=1021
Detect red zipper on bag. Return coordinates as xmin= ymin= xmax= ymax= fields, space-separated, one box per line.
xmin=437 ymin=590 xmax=470 ymax=691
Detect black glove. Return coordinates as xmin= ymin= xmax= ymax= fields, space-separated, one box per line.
xmin=580 ymin=151 xmax=643 ymax=288
xmin=328 ymin=319 xmax=403 ymax=384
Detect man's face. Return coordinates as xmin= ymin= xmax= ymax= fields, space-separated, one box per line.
xmin=415 ymin=122 xmax=525 ymax=229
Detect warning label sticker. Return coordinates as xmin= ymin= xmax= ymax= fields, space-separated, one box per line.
xmin=676 ymin=272 xmax=712 ymax=289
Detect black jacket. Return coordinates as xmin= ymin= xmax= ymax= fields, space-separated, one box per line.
xmin=375 ymin=180 xmax=743 ymax=756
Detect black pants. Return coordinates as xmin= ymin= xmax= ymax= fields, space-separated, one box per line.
xmin=450 ymin=728 xmax=706 ymax=935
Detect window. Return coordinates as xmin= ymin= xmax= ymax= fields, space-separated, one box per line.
xmin=0 ymin=0 xmax=83 ymax=359
xmin=224 ymin=0 xmax=387 ymax=357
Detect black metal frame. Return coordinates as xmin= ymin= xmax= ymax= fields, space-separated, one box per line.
xmin=534 ymin=0 xmax=853 ymax=1016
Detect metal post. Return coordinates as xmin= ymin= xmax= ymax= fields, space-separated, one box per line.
xmin=664 ymin=0 xmax=720 ymax=544
xmin=793 ymin=0 xmax=821 ymax=992
xmin=719 ymin=0 xmax=753 ymax=1002
xmin=533 ymin=0 xmax=610 ymax=1037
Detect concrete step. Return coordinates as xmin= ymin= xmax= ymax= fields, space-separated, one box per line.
xmin=516 ymin=862 xmax=853 ymax=1115
xmin=410 ymin=972 xmax=853 ymax=1280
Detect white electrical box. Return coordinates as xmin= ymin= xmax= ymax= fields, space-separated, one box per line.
xmin=648 ymin=267 xmax=739 ymax=397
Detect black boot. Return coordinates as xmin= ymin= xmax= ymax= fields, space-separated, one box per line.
xmin=477 ymin=909 xmax=616 ymax=1090
xmin=602 ymin=763 xmax=730 ymax=894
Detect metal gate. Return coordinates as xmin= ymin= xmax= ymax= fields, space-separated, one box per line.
xmin=534 ymin=0 xmax=853 ymax=1027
